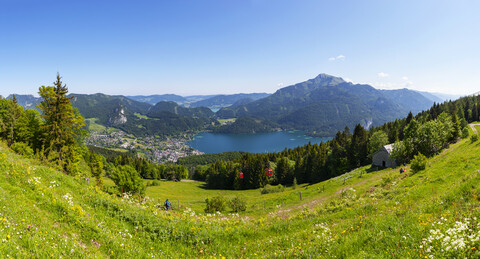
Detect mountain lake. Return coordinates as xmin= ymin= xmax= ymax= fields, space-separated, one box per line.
xmin=187 ymin=131 xmax=332 ymax=154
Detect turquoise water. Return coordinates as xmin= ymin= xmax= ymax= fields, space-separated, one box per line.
xmin=187 ymin=131 xmax=332 ymax=154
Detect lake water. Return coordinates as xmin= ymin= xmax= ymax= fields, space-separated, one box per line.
xmin=187 ymin=131 xmax=332 ymax=154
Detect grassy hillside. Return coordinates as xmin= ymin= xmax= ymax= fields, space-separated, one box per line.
xmin=1 ymin=131 xmax=480 ymax=257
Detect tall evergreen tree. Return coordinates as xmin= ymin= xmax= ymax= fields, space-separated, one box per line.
xmin=5 ymin=96 xmax=22 ymax=145
xmin=349 ymin=124 xmax=369 ymax=167
xmin=38 ymin=74 xmax=85 ymax=173
xmin=276 ymin=156 xmax=292 ymax=185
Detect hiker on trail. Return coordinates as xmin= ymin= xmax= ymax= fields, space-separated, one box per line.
xmin=165 ymin=198 xmax=171 ymax=211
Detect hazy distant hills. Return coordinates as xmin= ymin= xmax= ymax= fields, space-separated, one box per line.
xmin=6 ymin=94 xmax=41 ymax=110
xmin=126 ymin=94 xmax=190 ymax=106
xmin=126 ymin=93 xmax=270 ymax=110
xmin=415 ymin=91 xmax=462 ymax=102
xmin=216 ymin=74 xmax=437 ymax=136
xmin=188 ymin=93 xmax=270 ymax=109
xmin=379 ymin=89 xmax=440 ymax=110
xmin=147 ymin=101 xmax=214 ymax=118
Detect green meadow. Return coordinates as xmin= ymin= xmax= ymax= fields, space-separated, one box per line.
xmin=1 ymin=129 xmax=480 ymax=257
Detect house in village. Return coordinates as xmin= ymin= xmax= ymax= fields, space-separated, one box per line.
xmin=372 ymin=144 xmax=397 ymax=168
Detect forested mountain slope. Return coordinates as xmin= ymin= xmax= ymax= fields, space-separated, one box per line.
xmin=217 ymin=74 xmax=435 ymax=136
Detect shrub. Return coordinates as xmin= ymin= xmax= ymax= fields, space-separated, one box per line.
xmin=110 ymin=165 xmax=146 ymax=195
xmin=229 ymin=196 xmax=247 ymax=212
xmin=205 ymin=196 xmax=226 ymax=213
xmin=261 ymin=184 xmax=285 ymax=194
xmin=146 ymin=180 xmax=161 ymax=187
xmin=461 ymin=127 xmax=470 ymax=139
xmin=410 ymin=153 xmax=427 ymax=174
xmin=471 ymin=134 xmax=478 ymax=142
xmin=10 ymin=142 xmax=34 ymax=158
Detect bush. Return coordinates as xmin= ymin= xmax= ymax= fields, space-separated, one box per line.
xmin=229 ymin=196 xmax=247 ymax=212
xmin=471 ymin=134 xmax=478 ymax=143
xmin=261 ymin=184 xmax=285 ymax=194
xmin=205 ymin=196 xmax=226 ymax=213
xmin=10 ymin=142 xmax=34 ymax=158
xmin=110 ymin=165 xmax=146 ymax=195
xmin=146 ymin=180 xmax=161 ymax=187
xmin=410 ymin=153 xmax=427 ymax=174
xmin=461 ymin=127 xmax=470 ymax=139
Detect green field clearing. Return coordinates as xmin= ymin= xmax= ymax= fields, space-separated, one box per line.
xmin=85 ymin=118 xmax=106 ymax=132
xmin=145 ymin=180 xmax=313 ymax=213
xmin=218 ymin=118 xmax=236 ymax=124
xmin=134 ymin=112 xmax=149 ymax=119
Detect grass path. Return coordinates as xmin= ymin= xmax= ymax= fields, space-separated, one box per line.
xmin=470 ymin=123 xmax=480 ymax=134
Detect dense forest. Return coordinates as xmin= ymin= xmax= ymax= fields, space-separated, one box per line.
xmin=213 ymin=116 xmax=278 ymax=134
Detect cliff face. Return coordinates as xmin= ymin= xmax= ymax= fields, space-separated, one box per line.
xmin=109 ymin=107 xmax=128 ymax=125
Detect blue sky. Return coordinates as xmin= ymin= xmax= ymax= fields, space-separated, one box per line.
xmin=0 ymin=0 xmax=479 ymax=96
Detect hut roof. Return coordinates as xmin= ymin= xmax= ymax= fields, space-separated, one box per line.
xmin=383 ymin=144 xmax=394 ymax=153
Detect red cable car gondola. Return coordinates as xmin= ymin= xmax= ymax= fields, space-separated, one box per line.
xmin=266 ymin=168 xmax=273 ymax=177
xmin=239 ymin=171 xmax=244 ymax=179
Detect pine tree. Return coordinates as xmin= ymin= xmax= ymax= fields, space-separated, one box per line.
xmin=350 ymin=124 xmax=369 ymax=167
xmin=4 ymin=96 xmax=22 ymax=145
xmin=38 ymin=73 xmax=85 ymax=173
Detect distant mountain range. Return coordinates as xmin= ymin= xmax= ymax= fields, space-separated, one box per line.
xmin=6 ymin=94 xmax=42 ymax=110
xmin=147 ymin=101 xmax=214 ymax=119
xmin=414 ymin=91 xmax=462 ymax=103
xmin=216 ymin=74 xmax=440 ymax=136
xmin=126 ymin=94 xmax=189 ymax=105
xmin=188 ymin=93 xmax=270 ymax=109
xmin=126 ymin=93 xmax=269 ymax=110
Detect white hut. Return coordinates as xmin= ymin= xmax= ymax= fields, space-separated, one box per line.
xmin=372 ymin=144 xmax=397 ymax=168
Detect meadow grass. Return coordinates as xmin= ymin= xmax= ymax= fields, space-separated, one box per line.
xmin=85 ymin=118 xmax=106 ymax=132
xmin=134 ymin=113 xmax=149 ymax=120
xmin=1 ymin=135 xmax=480 ymax=257
xmin=217 ymin=118 xmax=236 ymax=124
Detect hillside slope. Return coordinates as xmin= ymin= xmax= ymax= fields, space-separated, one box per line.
xmin=1 ymin=132 xmax=480 ymax=257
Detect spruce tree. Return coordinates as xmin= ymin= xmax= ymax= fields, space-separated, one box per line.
xmin=38 ymin=73 xmax=85 ymax=173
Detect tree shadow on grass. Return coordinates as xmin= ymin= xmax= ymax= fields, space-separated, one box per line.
xmin=366 ymin=165 xmax=384 ymax=173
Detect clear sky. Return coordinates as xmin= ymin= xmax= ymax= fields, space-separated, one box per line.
xmin=0 ymin=0 xmax=479 ymax=97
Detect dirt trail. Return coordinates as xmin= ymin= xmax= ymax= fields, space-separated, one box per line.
xmin=470 ymin=123 xmax=480 ymax=134
xmin=274 ymin=178 xmax=371 ymax=219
